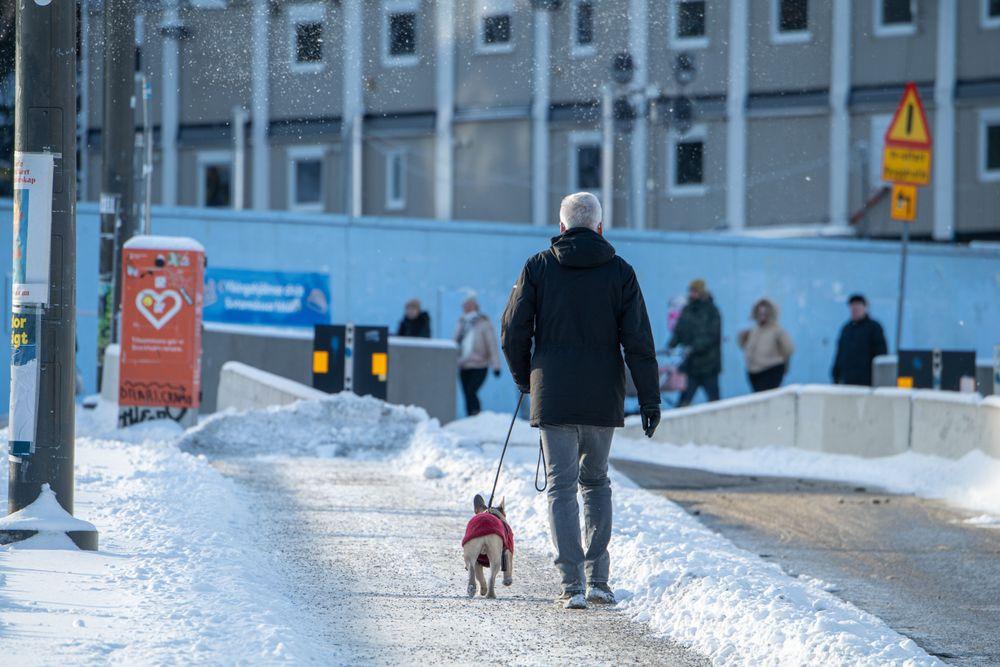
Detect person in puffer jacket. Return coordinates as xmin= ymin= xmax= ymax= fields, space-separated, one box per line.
xmin=454 ymin=294 xmax=501 ymax=416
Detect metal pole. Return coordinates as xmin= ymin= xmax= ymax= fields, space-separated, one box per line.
xmin=232 ymin=106 xmax=246 ymax=211
xmin=141 ymin=75 xmax=152 ymax=234
xmin=98 ymin=0 xmax=137 ymax=370
xmin=894 ymin=222 xmax=910 ymax=352
xmin=9 ymin=0 xmax=78 ymax=513
xmin=601 ymin=84 xmax=614 ymax=228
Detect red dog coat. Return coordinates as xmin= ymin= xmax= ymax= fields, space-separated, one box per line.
xmin=462 ymin=512 xmax=515 ymax=568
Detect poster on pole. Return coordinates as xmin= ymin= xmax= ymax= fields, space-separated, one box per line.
xmin=11 ymin=152 xmax=55 ymax=306
xmin=8 ymin=308 xmax=41 ymax=457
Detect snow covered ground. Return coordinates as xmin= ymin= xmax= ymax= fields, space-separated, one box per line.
xmin=0 ymin=395 xmax=951 ymax=664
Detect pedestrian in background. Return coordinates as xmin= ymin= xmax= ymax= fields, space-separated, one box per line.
xmin=831 ymin=293 xmax=888 ymax=387
xmin=668 ymin=279 xmax=722 ymax=407
xmin=455 ymin=294 xmax=501 ymax=416
xmin=738 ymin=298 xmax=794 ymax=392
xmin=397 ymin=298 xmax=431 ymax=338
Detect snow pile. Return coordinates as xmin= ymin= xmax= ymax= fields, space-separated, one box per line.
xmin=180 ymin=391 xmax=427 ymax=458
xmin=612 ymin=438 xmax=1000 ymax=517
xmin=0 ymin=484 xmax=96 ymax=533
xmin=0 ymin=429 xmax=342 ymax=661
xmin=401 ymin=412 xmax=937 ymax=666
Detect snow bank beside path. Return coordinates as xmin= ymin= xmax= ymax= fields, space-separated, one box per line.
xmin=180 ymin=392 xmax=426 ymax=458
xmin=0 ymin=410 xmax=341 ymax=663
xmin=612 ymin=437 xmax=1000 ymax=518
xmin=404 ymin=413 xmax=936 ymax=666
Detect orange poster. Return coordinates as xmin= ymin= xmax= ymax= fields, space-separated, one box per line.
xmin=118 ymin=236 xmax=205 ymax=428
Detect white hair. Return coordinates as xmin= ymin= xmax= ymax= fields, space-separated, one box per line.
xmin=559 ymin=192 xmax=603 ymax=231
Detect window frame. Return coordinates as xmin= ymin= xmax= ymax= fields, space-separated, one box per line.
xmin=770 ymin=0 xmax=812 ymax=45
xmin=982 ymin=0 xmax=1000 ymax=29
xmin=567 ymin=130 xmax=602 ymax=194
xmin=288 ymin=4 xmax=326 ymax=74
xmin=978 ymin=108 xmax=1000 ymax=183
xmin=382 ymin=0 xmax=421 ymax=67
xmin=666 ymin=125 xmax=708 ymax=197
xmin=873 ymin=0 xmax=917 ymax=38
xmin=668 ymin=0 xmax=709 ymax=50
xmin=196 ymin=150 xmax=234 ymax=209
xmin=385 ymin=148 xmax=408 ymax=211
xmin=286 ymin=145 xmax=325 ymax=212
xmin=476 ymin=0 xmax=515 ymax=55
xmin=868 ymin=113 xmax=893 ymax=187
xmin=570 ymin=0 xmax=597 ymax=58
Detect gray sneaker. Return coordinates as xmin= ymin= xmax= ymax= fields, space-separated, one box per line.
xmin=559 ymin=592 xmax=588 ymax=610
xmin=586 ymin=584 xmax=617 ymax=605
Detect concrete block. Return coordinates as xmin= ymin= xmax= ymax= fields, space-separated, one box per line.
xmin=100 ymin=344 xmax=120 ymax=404
xmin=217 ymin=361 xmax=327 ymax=413
xmin=651 ymin=387 xmax=796 ymax=449
xmin=795 ymin=385 xmax=910 ymax=457
xmin=979 ymin=397 xmax=1000 ymax=459
xmin=386 ymin=336 xmax=458 ymax=425
xmin=910 ymin=391 xmax=983 ymax=459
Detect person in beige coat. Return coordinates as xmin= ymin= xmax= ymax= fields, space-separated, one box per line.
xmin=455 ymin=294 xmax=501 ymax=416
xmin=737 ymin=298 xmax=794 ymax=392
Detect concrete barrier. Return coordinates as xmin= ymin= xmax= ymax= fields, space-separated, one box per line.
xmin=625 ymin=383 xmax=998 ymax=461
xmin=795 ymin=386 xmax=910 ymax=457
xmin=386 ymin=336 xmax=458 ymax=424
xmin=216 ymin=361 xmax=328 ymax=412
xmin=100 ymin=344 xmax=120 ymax=404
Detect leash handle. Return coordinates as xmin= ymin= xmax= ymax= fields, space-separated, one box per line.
xmin=488 ymin=392 xmax=524 ymax=509
xmin=534 ymin=433 xmax=548 ymax=493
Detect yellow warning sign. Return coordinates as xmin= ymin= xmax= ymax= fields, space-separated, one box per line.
xmin=890 ymin=184 xmax=917 ymax=222
xmin=882 ymin=146 xmax=931 ymax=186
xmin=885 ymin=83 xmax=931 ymax=148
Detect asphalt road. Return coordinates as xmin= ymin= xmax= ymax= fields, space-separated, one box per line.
xmin=214 ymin=457 xmax=706 ymax=666
xmin=613 ymin=459 xmax=1000 ymax=666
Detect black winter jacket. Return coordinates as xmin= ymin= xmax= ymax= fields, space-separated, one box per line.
xmin=831 ymin=316 xmax=887 ymax=386
xmin=501 ymin=227 xmax=659 ymax=427
xmin=668 ymin=296 xmax=722 ymax=377
xmin=397 ymin=311 xmax=431 ymax=338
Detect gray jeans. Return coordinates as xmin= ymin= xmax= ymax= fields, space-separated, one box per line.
xmin=539 ymin=423 xmax=614 ymax=595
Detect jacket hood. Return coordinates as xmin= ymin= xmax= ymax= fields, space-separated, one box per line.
xmin=549 ymin=227 xmax=616 ymax=269
xmin=751 ymin=298 xmax=778 ymax=324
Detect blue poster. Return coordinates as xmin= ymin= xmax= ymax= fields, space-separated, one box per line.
xmin=204 ymin=268 xmax=331 ymax=327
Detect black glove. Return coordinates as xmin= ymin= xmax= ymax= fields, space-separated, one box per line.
xmin=640 ymin=406 xmax=661 ymax=438
xmin=493 ymin=369 xmax=501 ymax=378
xmin=517 ymin=385 xmax=530 ymax=395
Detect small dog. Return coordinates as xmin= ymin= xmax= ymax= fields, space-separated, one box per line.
xmin=462 ymin=493 xmax=514 ymax=599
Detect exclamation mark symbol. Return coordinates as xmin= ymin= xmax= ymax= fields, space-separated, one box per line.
xmin=905 ymin=104 xmax=914 ymax=137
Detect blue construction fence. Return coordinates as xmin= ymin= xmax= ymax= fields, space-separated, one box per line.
xmin=2 ymin=200 xmax=999 ymax=417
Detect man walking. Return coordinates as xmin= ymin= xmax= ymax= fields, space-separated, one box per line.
xmin=668 ymin=279 xmax=722 ymax=406
xmin=501 ymin=192 xmax=661 ymax=610
xmin=832 ymin=293 xmax=888 ymax=386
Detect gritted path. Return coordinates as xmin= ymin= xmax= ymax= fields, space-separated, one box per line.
xmin=214 ymin=457 xmax=705 ymax=666
xmin=613 ymin=459 xmax=1000 ymax=666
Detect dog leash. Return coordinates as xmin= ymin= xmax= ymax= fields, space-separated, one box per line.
xmin=487 ymin=392 xmax=548 ymax=509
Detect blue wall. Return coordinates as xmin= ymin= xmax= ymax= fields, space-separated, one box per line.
xmin=3 ymin=200 xmax=1000 ymax=416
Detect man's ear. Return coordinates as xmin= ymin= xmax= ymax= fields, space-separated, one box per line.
xmin=597 ymin=222 xmax=604 ymax=236
xmin=474 ymin=494 xmax=487 ymax=514
xmin=559 ymin=222 xmax=567 ymax=233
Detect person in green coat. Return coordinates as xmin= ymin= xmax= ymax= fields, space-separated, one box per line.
xmin=667 ymin=279 xmax=722 ymax=406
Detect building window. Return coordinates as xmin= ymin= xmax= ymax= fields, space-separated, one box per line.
xmin=874 ymin=0 xmax=916 ymax=37
xmin=868 ymin=114 xmax=893 ymax=186
xmin=386 ymin=149 xmax=407 ymax=210
xmin=571 ymin=0 xmax=596 ymax=57
xmin=197 ymin=152 xmax=232 ymax=208
xmin=979 ymin=109 xmax=1000 ymax=182
xmin=669 ymin=0 xmax=708 ymax=49
xmin=983 ymin=0 xmax=1000 ymax=29
xmin=568 ymin=132 xmax=602 ymax=192
xmin=287 ymin=146 xmax=324 ymax=211
xmin=383 ymin=1 xmax=419 ymax=66
xmin=771 ymin=0 xmax=810 ymax=43
xmin=667 ymin=127 xmax=706 ymax=196
xmin=477 ymin=0 xmax=514 ymax=54
xmin=289 ymin=5 xmax=325 ymax=72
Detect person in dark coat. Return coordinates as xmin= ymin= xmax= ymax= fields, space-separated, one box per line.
xmin=501 ymin=192 xmax=660 ymax=610
xmin=667 ymin=279 xmax=722 ymax=406
xmin=831 ymin=293 xmax=888 ymax=386
xmin=397 ymin=298 xmax=431 ymax=338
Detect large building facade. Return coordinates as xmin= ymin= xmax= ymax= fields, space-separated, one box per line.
xmin=81 ymin=0 xmax=1000 ymax=239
